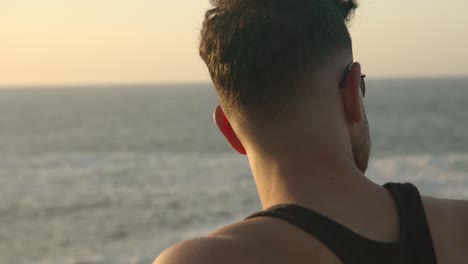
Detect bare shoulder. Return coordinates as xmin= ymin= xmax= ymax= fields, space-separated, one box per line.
xmin=153 ymin=235 xmax=258 ymax=264
xmin=153 ymin=221 xmax=267 ymax=264
xmin=155 ymin=217 xmax=342 ymax=264
xmin=422 ymin=195 xmax=468 ymax=226
xmin=422 ymin=195 xmax=468 ymax=257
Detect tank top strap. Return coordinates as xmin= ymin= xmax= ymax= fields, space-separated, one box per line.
xmin=383 ymin=182 xmax=438 ymax=264
xmin=246 ymin=204 xmax=399 ymax=264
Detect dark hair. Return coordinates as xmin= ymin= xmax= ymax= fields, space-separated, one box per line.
xmin=200 ymin=0 xmax=358 ymax=118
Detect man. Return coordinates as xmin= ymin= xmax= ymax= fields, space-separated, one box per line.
xmin=155 ymin=0 xmax=468 ymax=263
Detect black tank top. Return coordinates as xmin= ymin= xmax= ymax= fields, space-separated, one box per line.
xmin=245 ymin=183 xmax=437 ymax=264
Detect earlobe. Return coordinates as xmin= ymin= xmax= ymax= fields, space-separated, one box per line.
xmin=342 ymin=62 xmax=363 ymax=124
xmin=213 ymin=105 xmax=247 ymax=155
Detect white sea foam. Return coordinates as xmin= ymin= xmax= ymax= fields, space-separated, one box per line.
xmin=368 ymin=153 xmax=468 ymax=199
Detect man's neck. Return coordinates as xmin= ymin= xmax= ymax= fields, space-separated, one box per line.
xmin=245 ymin=145 xmax=402 ymax=245
xmin=248 ymin=148 xmax=384 ymax=211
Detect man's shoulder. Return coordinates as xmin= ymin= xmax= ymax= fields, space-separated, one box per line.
xmin=153 ymin=221 xmax=267 ymax=264
xmin=153 ymin=235 xmax=254 ymax=264
xmin=422 ymin=195 xmax=468 ymax=251
xmin=422 ymin=195 xmax=468 ymax=225
xmin=154 ymin=216 xmax=339 ymax=264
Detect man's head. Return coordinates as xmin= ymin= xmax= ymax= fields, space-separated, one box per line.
xmin=200 ymin=0 xmax=370 ymax=173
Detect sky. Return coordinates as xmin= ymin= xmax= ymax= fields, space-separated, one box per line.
xmin=1 ymin=0 xmax=468 ymax=86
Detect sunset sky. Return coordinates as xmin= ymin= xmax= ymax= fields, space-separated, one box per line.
xmin=1 ymin=0 xmax=468 ymax=86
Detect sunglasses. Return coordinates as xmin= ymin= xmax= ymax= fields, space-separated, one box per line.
xmin=338 ymin=63 xmax=366 ymax=97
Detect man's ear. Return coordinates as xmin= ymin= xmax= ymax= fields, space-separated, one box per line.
xmin=342 ymin=62 xmax=363 ymax=124
xmin=213 ymin=105 xmax=247 ymax=155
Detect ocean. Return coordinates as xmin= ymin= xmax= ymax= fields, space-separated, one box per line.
xmin=1 ymin=78 xmax=467 ymax=264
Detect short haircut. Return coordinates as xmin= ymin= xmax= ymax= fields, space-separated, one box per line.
xmin=200 ymin=0 xmax=358 ymax=119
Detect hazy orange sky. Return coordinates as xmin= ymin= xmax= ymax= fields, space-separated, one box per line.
xmin=1 ymin=0 xmax=468 ymax=86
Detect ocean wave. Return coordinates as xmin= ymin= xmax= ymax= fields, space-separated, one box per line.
xmin=368 ymin=153 xmax=468 ymax=199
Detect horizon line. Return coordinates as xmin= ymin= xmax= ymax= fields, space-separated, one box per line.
xmin=1 ymin=75 xmax=468 ymax=89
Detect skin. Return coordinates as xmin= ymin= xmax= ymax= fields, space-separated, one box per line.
xmin=154 ymin=58 xmax=468 ymax=264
